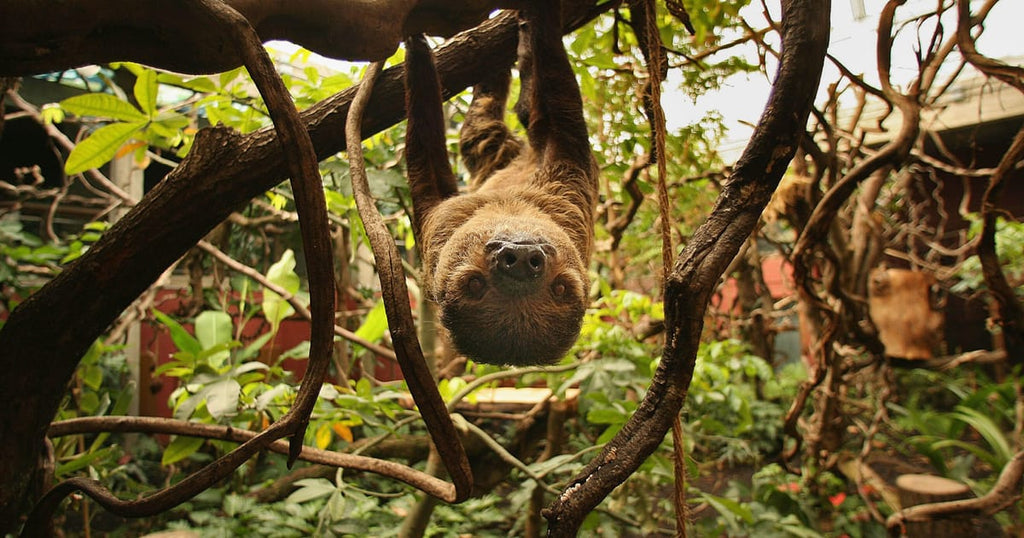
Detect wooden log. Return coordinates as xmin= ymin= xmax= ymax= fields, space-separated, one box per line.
xmin=895 ymin=474 xmax=974 ymax=536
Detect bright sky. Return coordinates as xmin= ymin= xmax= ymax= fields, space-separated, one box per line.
xmin=664 ymin=0 xmax=1024 ymax=162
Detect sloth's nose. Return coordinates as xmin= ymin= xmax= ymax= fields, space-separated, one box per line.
xmin=489 ymin=241 xmax=546 ymax=280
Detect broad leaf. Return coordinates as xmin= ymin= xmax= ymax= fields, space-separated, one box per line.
xmin=60 ymin=93 xmax=147 ymax=122
xmin=354 ymin=300 xmax=388 ymax=344
xmin=133 ymin=68 xmax=158 ymax=118
xmin=286 ymin=478 xmax=336 ymax=504
xmin=195 ymin=310 xmax=233 ymax=353
xmin=204 ymin=379 xmax=241 ymax=420
xmin=238 ymin=330 xmax=274 ymax=361
xmin=152 ymin=309 xmax=201 ymax=356
xmin=65 ymin=121 xmax=146 ymax=174
xmin=55 ymin=446 xmax=118 ymax=477
xmin=162 ymin=435 xmax=204 ymax=466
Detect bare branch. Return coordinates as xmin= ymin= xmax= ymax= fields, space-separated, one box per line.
xmin=46 ymin=416 xmax=458 ymax=500
xmin=345 ymin=59 xmax=472 ymax=501
xmin=543 ymin=1 xmax=831 ymax=534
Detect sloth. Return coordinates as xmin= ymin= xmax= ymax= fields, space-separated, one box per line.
xmin=403 ymin=4 xmax=597 ymax=366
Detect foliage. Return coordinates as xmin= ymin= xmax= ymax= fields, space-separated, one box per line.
xmin=5 ymin=0 xmax=1022 ymax=536
xmin=890 ymin=368 xmax=1019 ymax=481
xmin=0 ymin=215 xmax=107 ymax=304
xmin=951 ymin=216 xmax=1024 ymax=300
xmin=695 ymin=463 xmax=886 ymax=538
xmin=688 ymin=339 xmax=791 ymax=466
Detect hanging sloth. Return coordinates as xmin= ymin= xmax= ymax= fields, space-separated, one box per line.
xmin=403 ymin=4 xmax=597 ymax=366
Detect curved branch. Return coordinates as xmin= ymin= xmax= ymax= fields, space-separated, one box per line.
xmin=21 ymin=0 xmax=335 ymax=531
xmin=542 ymin=1 xmax=831 ymax=534
xmin=46 ymin=417 xmax=458 ymax=500
xmin=956 ymin=0 xmax=1023 ymax=93
xmin=345 ymin=61 xmax=472 ymax=501
xmin=792 ymin=0 xmax=921 ymax=267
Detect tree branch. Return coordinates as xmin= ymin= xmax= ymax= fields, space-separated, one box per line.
xmin=46 ymin=416 xmax=458 ymax=499
xmin=542 ymin=0 xmax=831 ymax=534
xmin=0 ymin=0 xmax=511 ymax=76
xmin=957 ymin=0 xmax=1024 ymax=369
xmin=21 ymin=0 xmax=336 ymax=530
xmin=344 ymin=58 xmax=472 ymax=501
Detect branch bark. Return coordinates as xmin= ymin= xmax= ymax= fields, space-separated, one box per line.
xmin=46 ymin=416 xmax=460 ymax=499
xmin=344 ymin=58 xmax=472 ymax=500
xmin=0 ymin=0 xmax=511 ymax=76
xmin=542 ymin=0 xmax=831 ymax=534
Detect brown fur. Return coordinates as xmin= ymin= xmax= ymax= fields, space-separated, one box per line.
xmin=404 ymin=5 xmax=597 ymax=365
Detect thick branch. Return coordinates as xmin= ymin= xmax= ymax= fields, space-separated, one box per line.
xmin=0 ymin=0 xmax=511 ymax=76
xmin=21 ymin=0 xmax=336 ymax=530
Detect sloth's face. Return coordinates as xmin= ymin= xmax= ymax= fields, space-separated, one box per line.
xmin=430 ymin=211 xmax=588 ymax=366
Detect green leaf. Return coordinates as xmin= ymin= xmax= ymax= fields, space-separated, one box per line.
xmin=162 ymin=435 xmax=205 ymax=466
xmin=60 ymin=93 xmax=147 ymax=122
xmin=205 ymin=379 xmax=241 ymax=420
xmin=587 ymin=408 xmax=627 ymax=424
xmin=354 ymin=300 xmax=388 ymax=344
xmin=87 ymin=384 xmax=135 ymax=453
xmin=64 ymin=121 xmax=146 ymax=174
xmin=953 ymin=406 xmax=1013 ymax=466
xmin=134 ymin=69 xmax=158 ymax=117
xmin=55 ymin=446 xmax=118 ymax=477
xmin=196 ymin=341 xmax=238 ymax=369
xmin=278 ymin=341 xmax=310 ymax=361
xmin=263 ymin=249 xmax=300 ymax=335
xmin=256 ymin=384 xmax=292 ymax=411
xmin=158 ymin=72 xmax=218 ymax=93
xmin=195 ymin=310 xmax=233 ymax=349
xmin=82 ymin=364 xmax=104 ymax=390
xmin=238 ymin=330 xmax=274 ymax=361
xmin=698 ymin=492 xmax=754 ymax=529
xmin=222 ymin=494 xmax=256 ymax=517
xmin=286 ymin=478 xmax=336 ymax=504
xmin=152 ymin=310 xmax=201 ymax=356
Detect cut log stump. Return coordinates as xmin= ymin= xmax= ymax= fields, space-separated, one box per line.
xmin=895 ymin=474 xmax=977 ymax=537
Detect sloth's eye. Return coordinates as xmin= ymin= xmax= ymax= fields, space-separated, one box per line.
xmin=466 ymin=275 xmax=486 ymax=298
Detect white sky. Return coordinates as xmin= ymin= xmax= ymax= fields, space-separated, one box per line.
xmin=664 ymin=0 xmax=1024 ymax=162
